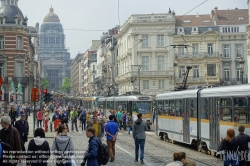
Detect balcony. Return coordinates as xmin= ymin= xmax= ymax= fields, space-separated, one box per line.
xmin=12 ymin=77 xmax=30 ymax=84
xmin=175 ymin=76 xmax=205 ymax=83
xmin=220 ymin=78 xmax=248 ymax=85
xmin=175 ymin=52 xmax=219 ymax=59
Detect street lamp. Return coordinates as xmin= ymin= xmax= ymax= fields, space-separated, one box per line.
xmin=239 ymin=57 xmax=245 ymax=84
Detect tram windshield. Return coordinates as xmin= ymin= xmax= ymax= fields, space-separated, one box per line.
xmin=133 ymin=101 xmax=151 ymax=114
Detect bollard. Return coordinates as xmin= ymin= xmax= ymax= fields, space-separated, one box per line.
xmin=50 ymin=121 xmax=53 ymax=132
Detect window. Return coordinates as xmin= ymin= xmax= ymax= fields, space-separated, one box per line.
xmin=143 ymin=80 xmax=149 ymax=89
xmin=178 ymin=45 xmax=184 ymax=55
xmin=224 ymin=69 xmax=230 ymax=81
xmin=0 ymin=63 xmax=5 ymax=77
xmin=193 ymin=66 xmax=199 ymax=78
xmin=207 ymin=43 xmax=213 ymax=55
xmin=158 ymin=56 xmax=164 ymax=70
xmin=93 ymin=75 xmax=95 ymax=82
xmin=157 ymin=35 xmax=164 ymax=46
xmin=16 ymin=36 xmax=23 ymax=49
xmin=142 ymin=56 xmax=149 ymax=71
xmin=0 ymin=36 xmax=5 ymax=50
xmin=179 ymin=66 xmax=185 ymax=78
xmin=223 ymin=44 xmax=230 ymax=58
xmin=159 ymin=80 xmax=164 ymax=89
xmin=93 ymin=65 xmax=95 ymax=72
xmin=142 ymin=35 xmax=148 ymax=47
xmin=207 ymin=64 xmax=216 ymax=76
xmin=236 ymin=69 xmax=241 ymax=81
xmin=15 ymin=62 xmax=23 ymax=77
xmin=192 ymin=44 xmax=198 ymax=57
xmin=236 ymin=44 xmax=243 ymax=57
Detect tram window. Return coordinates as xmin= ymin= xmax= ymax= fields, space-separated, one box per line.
xmin=234 ymin=108 xmax=246 ymax=123
xmin=220 ymin=108 xmax=232 ymax=122
xmin=169 ymin=100 xmax=175 ymax=116
xmin=163 ymin=100 xmax=169 ymax=116
xmin=233 ymin=98 xmax=246 ymax=107
xmin=201 ymin=98 xmax=209 ymax=119
xmin=133 ymin=102 xmax=138 ymax=113
xmin=190 ymin=99 xmax=197 ymax=118
xmin=175 ymin=99 xmax=182 ymax=117
xmin=118 ymin=101 xmax=127 ymax=111
xmin=158 ymin=101 xmax=164 ymax=115
xmin=221 ymin=98 xmax=232 ymax=107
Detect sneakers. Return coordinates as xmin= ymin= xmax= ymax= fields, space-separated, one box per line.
xmin=110 ymin=158 xmax=114 ymax=162
xmin=141 ymin=160 xmax=145 ymax=164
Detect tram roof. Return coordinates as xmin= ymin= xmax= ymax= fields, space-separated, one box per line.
xmin=156 ymin=89 xmax=199 ymax=100
xmin=200 ymin=84 xmax=250 ymax=97
xmin=82 ymin=96 xmax=103 ymax=101
xmin=99 ymin=95 xmax=152 ymax=101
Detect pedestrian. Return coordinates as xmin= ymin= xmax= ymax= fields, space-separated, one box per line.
xmin=0 ymin=116 xmax=22 ymax=165
xmin=61 ymin=109 xmax=69 ymax=130
xmin=105 ymin=114 xmax=119 ymax=162
xmin=235 ymin=125 xmax=250 ymax=166
xmin=82 ymin=127 xmax=101 ymax=166
xmin=44 ymin=110 xmax=50 ymax=132
xmin=9 ymin=107 xmax=16 ymax=127
xmin=216 ymin=128 xmax=239 ymax=165
xmin=52 ymin=110 xmax=62 ymax=131
xmin=86 ymin=111 xmax=91 ymax=126
xmin=153 ymin=110 xmax=156 ymax=124
xmin=122 ymin=111 xmax=127 ymax=130
xmin=166 ymin=152 xmax=189 ymax=166
xmin=79 ymin=109 xmax=87 ymax=131
xmin=126 ymin=114 xmax=133 ymax=134
xmin=37 ymin=109 xmax=43 ymax=127
xmin=70 ymin=108 xmax=79 ymax=132
xmin=132 ymin=113 xmax=147 ymax=164
xmin=88 ymin=114 xmax=104 ymax=138
xmin=52 ymin=124 xmax=74 ymax=166
xmin=15 ymin=114 xmax=29 ymax=151
xmin=26 ymin=128 xmax=51 ymax=166
xmin=26 ymin=103 xmax=31 ymax=116
xmin=116 ymin=110 xmax=122 ymax=130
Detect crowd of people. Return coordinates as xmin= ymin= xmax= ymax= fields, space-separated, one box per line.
xmin=1 ymin=101 xmax=250 ymax=166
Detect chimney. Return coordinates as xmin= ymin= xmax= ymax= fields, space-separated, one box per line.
xmin=214 ymin=7 xmax=218 ymax=20
xmin=235 ymin=7 xmax=238 ymax=10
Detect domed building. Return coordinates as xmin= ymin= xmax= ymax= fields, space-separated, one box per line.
xmin=38 ymin=6 xmax=71 ymax=93
xmin=0 ymin=0 xmax=39 ymax=104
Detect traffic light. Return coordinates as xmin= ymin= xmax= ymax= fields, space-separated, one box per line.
xmin=10 ymin=95 xmax=13 ymax=102
xmin=43 ymin=89 xmax=48 ymax=102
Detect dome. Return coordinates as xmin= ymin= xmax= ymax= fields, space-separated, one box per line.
xmin=0 ymin=4 xmax=25 ymax=24
xmin=43 ymin=6 xmax=60 ymax=23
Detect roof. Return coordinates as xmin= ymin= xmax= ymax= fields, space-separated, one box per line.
xmin=43 ymin=6 xmax=60 ymax=23
xmin=0 ymin=4 xmax=25 ymax=24
xmin=176 ymin=8 xmax=248 ymax=27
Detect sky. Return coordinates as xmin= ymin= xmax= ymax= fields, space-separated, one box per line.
xmin=14 ymin=0 xmax=247 ymax=59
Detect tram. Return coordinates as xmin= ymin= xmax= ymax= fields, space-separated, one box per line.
xmin=156 ymin=84 xmax=250 ymax=155
xmin=99 ymin=95 xmax=153 ymax=129
xmin=82 ymin=96 xmax=103 ymax=110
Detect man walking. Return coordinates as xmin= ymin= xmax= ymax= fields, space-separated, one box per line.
xmin=105 ymin=114 xmax=119 ymax=162
xmin=116 ymin=110 xmax=122 ymax=129
xmin=132 ymin=113 xmax=147 ymax=164
xmin=15 ymin=114 xmax=29 ymax=151
xmin=70 ymin=108 xmax=79 ymax=132
xmin=88 ymin=114 xmax=104 ymax=138
xmin=79 ymin=109 xmax=87 ymax=131
xmin=235 ymin=125 xmax=250 ymax=166
xmin=0 ymin=116 xmax=22 ymax=165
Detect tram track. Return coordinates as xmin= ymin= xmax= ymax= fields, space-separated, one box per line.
xmin=117 ymin=130 xmax=215 ymax=166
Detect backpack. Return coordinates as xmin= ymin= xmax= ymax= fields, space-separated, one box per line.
xmin=94 ymin=138 xmax=109 ymax=165
xmin=55 ymin=138 xmax=71 ymax=165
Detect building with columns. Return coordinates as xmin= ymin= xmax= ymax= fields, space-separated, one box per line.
xmin=115 ymin=13 xmax=176 ymax=96
xmin=0 ymin=0 xmax=39 ymax=104
xmin=38 ymin=7 xmax=71 ymax=92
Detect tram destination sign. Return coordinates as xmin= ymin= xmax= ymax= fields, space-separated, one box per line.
xmin=138 ymin=97 xmax=150 ymax=100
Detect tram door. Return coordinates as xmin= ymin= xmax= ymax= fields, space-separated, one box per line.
xmin=209 ymin=98 xmax=220 ymax=150
xmin=183 ymin=99 xmax=190 ymax=143
xmin=127 ymin=101 xmax=132 ymax=116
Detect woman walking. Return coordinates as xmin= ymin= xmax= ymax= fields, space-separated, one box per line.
xmin=52 ymin=124 xmax=74 ymax=166
xmin=9 ymin=107 xmax=16 ymax=127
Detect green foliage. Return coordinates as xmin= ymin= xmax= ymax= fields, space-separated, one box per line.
xmin=41 ymin=78 xmax=48 ymax=89
xmin=61 ymin=77 xmax=70 ymax=93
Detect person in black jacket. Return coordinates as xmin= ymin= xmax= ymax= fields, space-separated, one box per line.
xmin=235 ymin=125 xmax=250 ymax=166
xmin=216 ymin=128 xmax=239 ymax=166
xmin=15 ymin=114 xmax=29 ymax=151
xmin=9 ymin=107 xmax=16 ymax=127
xmin=61 ymin=109 xmax=69 ymax=131
xmin=27 ymin=128 xmax=51 ymax=166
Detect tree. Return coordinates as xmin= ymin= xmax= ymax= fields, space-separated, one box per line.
xmin=61 ymin=77 xmax=70 ymax=93
xmin=41 ymin=78 xmax=48 ymax=89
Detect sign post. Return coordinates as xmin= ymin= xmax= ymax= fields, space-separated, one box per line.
xmin=31 ymin=88 xmax=39 ymax=132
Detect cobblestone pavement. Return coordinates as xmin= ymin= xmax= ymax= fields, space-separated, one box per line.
xmin=13 ymin=113 xmax=222 ymax=166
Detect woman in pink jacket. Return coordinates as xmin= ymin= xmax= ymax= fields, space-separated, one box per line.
xmin=36 ymin=109 xmax=43 ymax=127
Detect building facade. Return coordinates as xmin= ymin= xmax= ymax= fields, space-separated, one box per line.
xmin=0 ymin=0 xmax=39 ymax=104
xmin=115 ymin=13 xmax=175 ymax=96
xmin=70 ymin=53 xmax=82 ymax=96
xmin=38 ymin=7 xmax=71 ymax=92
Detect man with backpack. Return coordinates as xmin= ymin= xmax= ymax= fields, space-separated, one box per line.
xmin=82 ymin=127 xmax=109 ymax=166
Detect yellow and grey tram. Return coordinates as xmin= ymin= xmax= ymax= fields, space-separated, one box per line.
xmin=82 ymin=96 xmax=103 ymax=110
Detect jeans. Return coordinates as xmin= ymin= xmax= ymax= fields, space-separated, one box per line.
xmin=38 ymin=120 xmax=42 ymax=127
xmin=135 ymin=138 xmax=145 ymax=161
xmin=223 ymin=154 xmax=239 ymax=166
xmin=71 ymin=120 xmax=78 ymax=132
xmin=127 ymin=126 xmax=131 ymax=134
xmin=123 ymin=120 xmax=126 ymax=130
xmin=81 ymin=120 xmax=86 ymax=131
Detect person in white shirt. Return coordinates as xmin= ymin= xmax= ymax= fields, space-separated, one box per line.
xmin=166 ymin=152 xmax=189 ymax=166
